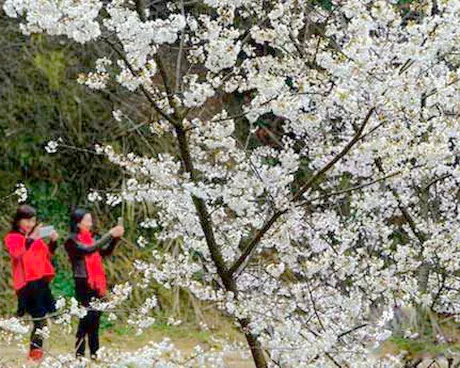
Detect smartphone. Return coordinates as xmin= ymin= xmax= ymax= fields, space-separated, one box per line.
xmin=39 ymin=225 xmax=55 ymax=238
xmin=117 ymin=217 xmax=123 ymax=226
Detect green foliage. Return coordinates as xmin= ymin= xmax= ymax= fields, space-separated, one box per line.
xmin=27 ymin=181 xmax=71 ymax=226
xmin=312 ymin=0 xmax=333 ymax=10
xmin=33 ymin=49 xmax=66 ymax=91
xmin=51 ymin=266 xmax=75 ymax=298
xmin=100 ymin=313 xmax=116 ymax=332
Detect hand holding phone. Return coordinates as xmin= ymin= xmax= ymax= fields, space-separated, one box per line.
xmin=39 ymin=225 xmax=55 ymax=239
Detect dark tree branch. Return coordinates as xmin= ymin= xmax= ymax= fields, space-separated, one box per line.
xmin=297 ymin=169 xmax=403 ymax=208
xmin=292 ymin=107 xmax=376 ymax=202
xmin=104 ymin=38 xmax=178 ymax=128
xmin=229 ymin=107 xmax=376 ymax=277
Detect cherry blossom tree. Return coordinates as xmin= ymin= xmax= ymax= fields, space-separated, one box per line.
xmin=2 ymin=0 xmax=460 ymax=366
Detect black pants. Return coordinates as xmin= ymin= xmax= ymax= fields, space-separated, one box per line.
xmin=17 ymin=279 xmax=56 ymax=351
xmin=74 ymin=278 xmax=102 ymax=358
xmin=30 ymin=319 xmax=47 ymax=351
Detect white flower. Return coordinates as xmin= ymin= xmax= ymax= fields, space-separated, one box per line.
xmin=140 ymin=218 xmax=158 ymax=228
xmin=35 ymin=325 xmax=50 ymax=339
xmin=14 ymin=183 xmax=27 ymax=203
xmin=45 ymin=140 xmax=59 ymax=153
xmin=137 ymin=235 xmax=148 ymax=248
xmin=106 ymin=193 xmax=122 ymax=207
xmin=167 ymin=317 xmax=182 ymax=326
xmin=78 ymin=71 xmax=109 ymax=90
xmin=112 ymin=109 xmax=123 ymax=122
xmin=55 ymin=297 xmax=66 ymax=310
xmin=88 ymin=191 xmax=103 ymax=202
xmin=69 ymin=298 xmax=87 ymax=319
xmin=205 ymin=38 xmax=241 ymax=72
xmin=183 ymin=80 xmax=215 ymax=108
xmin=266 ymin=263 xmax=285 ymax=278
xmin=0 ymin=317 xmax=28 ymax=335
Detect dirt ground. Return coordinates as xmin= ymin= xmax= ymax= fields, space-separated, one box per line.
xmin=0 ymin=324 xmax=255 ymax=367
xmin=2 ymin=336 xmax=457 ymax=368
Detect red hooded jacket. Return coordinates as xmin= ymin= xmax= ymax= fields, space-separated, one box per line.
xmin=4 ymin=231 xmax=56 ymax=291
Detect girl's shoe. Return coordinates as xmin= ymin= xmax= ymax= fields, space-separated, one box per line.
xmin=28 ymin=348 xmax=44 ymax=362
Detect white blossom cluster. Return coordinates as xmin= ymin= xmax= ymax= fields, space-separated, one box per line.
xmin=5 ymin=0 xmax=460 ymax=366
xmin=3 ymin=0 xmax=102 ymax=43
xmin=13 ymin=182 xmax=28 ymax=203
xmin=77 ymin=57 xmax=112 ymax=90
xmin=3 ymin=339 xmax=229 ymax=367
xmin=44 ymin=140 xmax=59 ymax=154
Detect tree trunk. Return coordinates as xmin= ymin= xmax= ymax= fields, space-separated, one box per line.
xmin=175 ymin=125 xmax=268 ymax=368
xmin=240 ymin=318 xmax=268 ymax=368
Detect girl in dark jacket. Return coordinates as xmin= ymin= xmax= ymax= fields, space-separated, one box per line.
xmin=64 ymin=208 xmax=124 ymax=360
xmin=3 ymin=205 xmax=59 ymax=362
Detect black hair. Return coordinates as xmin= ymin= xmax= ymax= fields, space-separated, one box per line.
xmin=12 ymin=205 xmax=37 ymax=232
xmin=70 ymin=208 xmax=91 ymax=234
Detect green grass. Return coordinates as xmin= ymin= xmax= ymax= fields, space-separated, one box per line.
xmin=110 ymin=312 xmax=242 ymax=347
xmin=379 ymin=308 xmax=460 ymax=363
xmin=387 ymin=335 xmax=460 ymax=356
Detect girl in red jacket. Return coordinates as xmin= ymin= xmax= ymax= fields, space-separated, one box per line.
xmin=3 ymin=205 xmax=59 ymax=362
xmin=64 ymin=208 xmax=124 ymax=360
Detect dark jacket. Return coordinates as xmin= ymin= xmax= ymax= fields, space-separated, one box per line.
xmin=64 ymin=233 xmax=119 ymax=278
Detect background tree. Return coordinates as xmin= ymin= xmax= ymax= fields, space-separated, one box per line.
xmin=2 ymin=0 xmax=459 ymax=367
